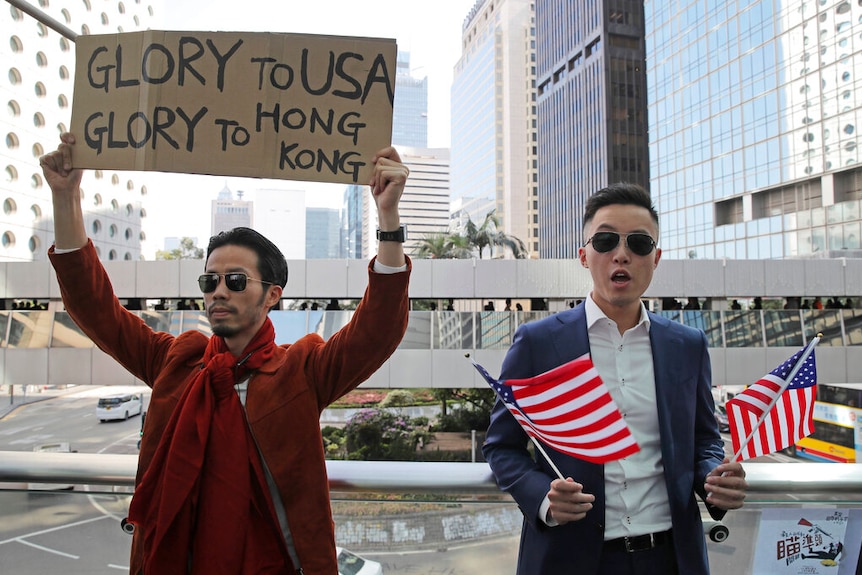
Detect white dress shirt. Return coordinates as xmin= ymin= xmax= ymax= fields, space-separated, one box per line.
xmin=540 ymin=295 xmax=672 ymax=539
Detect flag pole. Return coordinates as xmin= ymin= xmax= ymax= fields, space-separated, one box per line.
xmin=528 ymin=435 xmax=565 ymax=480
xmin=730 ymin=334 xmax=821 ymax=462
xmin=467 ymin=355 xmax=565 ymax=480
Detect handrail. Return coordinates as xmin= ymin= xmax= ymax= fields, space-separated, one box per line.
xmin=1 ymin=451 xmax=860 ymax=499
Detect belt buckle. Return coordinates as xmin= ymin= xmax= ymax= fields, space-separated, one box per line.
xmin=624 ymin=533 xmax=653 ymax=552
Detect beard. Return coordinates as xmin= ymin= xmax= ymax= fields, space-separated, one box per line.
xmin=210 ymin=323 xmax=240 ymax=338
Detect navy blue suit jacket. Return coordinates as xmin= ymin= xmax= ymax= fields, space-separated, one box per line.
xmin=482 ymin=304 xmax=726 ymax=575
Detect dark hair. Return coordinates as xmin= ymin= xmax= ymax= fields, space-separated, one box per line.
xmin=206 ymin=227 xmax=288 ymax=288
xmin=582 ymin=182 xmax=658 ymax=230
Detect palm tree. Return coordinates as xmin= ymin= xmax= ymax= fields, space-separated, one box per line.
xmin=413 ymin=233 xmax=472 ymax=259
xmin=464 ymin=211 xmax=528 ymax=259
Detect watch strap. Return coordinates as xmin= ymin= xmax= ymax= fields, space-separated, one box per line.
xmin=376 ymin=225 xmax=406 ymax=242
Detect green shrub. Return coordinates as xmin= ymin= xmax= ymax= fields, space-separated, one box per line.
xmin=433 ymin=405 xmax=491 ymax=432
xmin=344 ymin=408 xmax=434 ymax=461
xmin=321 ymin=425 xmax=346 ymax=459
xmin=379 ymin=389 xmax=416 ymax=407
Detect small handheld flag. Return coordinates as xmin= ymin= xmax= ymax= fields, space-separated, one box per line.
xmin=726 ymin=337 xmax=819 ymax=461
xmin=473 ymin=354 xmax=639 ymax=466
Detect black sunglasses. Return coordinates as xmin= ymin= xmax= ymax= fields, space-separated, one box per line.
xmin=586 ymin=232 xmax=656 ymax=256
xmin=198 ymin=272 xmax=274 ymax=293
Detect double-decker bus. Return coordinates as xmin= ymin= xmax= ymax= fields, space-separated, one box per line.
xmin=790 ymin=384 xmax=862 ymax=463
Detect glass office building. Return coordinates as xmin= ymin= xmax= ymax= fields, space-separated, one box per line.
xmin=646 ymin=0 xmax=862 ymax=260
xmin=392 ymin=51 xmax=429 ymax=149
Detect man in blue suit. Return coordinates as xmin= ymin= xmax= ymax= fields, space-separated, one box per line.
xmin=483 ymin=183 xmax=748 ymax=575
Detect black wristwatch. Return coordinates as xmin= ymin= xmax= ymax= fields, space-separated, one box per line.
xmin=376 ymin=225 xmax=406 ymax=243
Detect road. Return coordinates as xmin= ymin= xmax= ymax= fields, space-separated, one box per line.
xmin=0 ymin=386 xmax=147 ymax=456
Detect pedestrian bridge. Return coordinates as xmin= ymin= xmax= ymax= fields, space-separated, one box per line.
xmin=2 ymin=257 xmax=862 ymax=388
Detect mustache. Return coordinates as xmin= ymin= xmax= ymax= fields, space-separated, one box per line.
xmin=206 ymin=304 xmax=236 ymax=315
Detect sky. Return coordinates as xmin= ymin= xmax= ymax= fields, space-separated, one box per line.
xmin=138 ymin=0 xmax=478 ymax=258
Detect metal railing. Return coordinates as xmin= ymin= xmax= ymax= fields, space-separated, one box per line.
xmin=1 ymin=451 xmax=860 ymax=501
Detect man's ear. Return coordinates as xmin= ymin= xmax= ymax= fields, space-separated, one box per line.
xmin=578 ymin=246 xmax=588 ymax=268
xmin=266 ymin=285 xmax=283 ymax=308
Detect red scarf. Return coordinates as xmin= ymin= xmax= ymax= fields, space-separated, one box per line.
xmin=128 ymin=318 xmax=293 ymax=574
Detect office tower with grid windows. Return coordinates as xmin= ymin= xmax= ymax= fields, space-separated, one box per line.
xmin=451 ymin=0 xmax=538 ymax=258
xmin=534 ymin=0 xmax=649 ymax=259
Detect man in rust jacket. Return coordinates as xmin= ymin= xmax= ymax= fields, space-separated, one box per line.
xmin=41 ymin=133 xmax=411 ymax=574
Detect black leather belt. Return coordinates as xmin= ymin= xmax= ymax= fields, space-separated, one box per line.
xmin=604 ymin=529 xmax=672 ymax=553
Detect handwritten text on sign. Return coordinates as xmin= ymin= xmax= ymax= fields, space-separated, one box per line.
xmin=70 ymin=31 xmax=396 ymax=184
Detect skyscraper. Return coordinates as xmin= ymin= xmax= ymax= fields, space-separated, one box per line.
xmin=2 ymin=1 xmax=157 ymax=262
xmin=306 ymin=207 xmax=341 ymax=259
xmin=451 ymin=0 xmax=538 ymax=257
xmin=343 ymin=148 xmax=451 ymax=259
xmin=646 ymin=0 xmax=862 ymax=260
xmin=392 ymin=50 xmax=429 ymax=148
xmin=535 ymin=0 xmax=649 ymax=258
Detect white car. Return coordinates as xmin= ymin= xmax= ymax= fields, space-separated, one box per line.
xmin=337 ymin=547 xmax=383 ymax=575
xmin=96 ymin=393 xmax=143 ymax=422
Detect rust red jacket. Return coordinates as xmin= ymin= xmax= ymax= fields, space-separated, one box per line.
xmin=49 ymin=241 xmax=411 ymax=574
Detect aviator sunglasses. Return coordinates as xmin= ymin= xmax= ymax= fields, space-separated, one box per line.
xmin=198 ymin=272 xmax=275 ymax=293
xmin=586 ymin=232 xmax=657 ymax=256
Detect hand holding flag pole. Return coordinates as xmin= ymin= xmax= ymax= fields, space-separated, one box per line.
xmin=727 ymin=335 xmax=821 ymax=462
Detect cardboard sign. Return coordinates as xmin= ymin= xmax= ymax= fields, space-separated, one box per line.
xmin=70 ymin=31 xmax=396 ymax=184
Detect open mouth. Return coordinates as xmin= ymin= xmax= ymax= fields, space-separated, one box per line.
xmin=612 ymin=271 xmax=631 ymax=283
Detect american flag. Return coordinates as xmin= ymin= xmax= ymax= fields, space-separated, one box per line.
xmin=475 ymin=354 xmax=639 ymax=464
xmin=726 ymin=342 xmax=818 ymax=461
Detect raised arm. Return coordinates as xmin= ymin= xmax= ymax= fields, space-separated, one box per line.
xmin=369 ymin=146 xmax=408 ymax=268
xmin=39 ymin=133 xmax=87 ymax=250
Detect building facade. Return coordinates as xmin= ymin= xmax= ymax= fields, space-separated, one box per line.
xmin=210 ymin=185 xmax=251 ymax=235
xmin=646 ymin=0 xmax=862 ymax=260
xmin=392 ymin=51 xmax=429 ymax=148
xmin=306 ymin=207 xmax=341 ymax=259
xmin=451 ymin=0 xmax=538 ymax=257
xmin=535 ymin=0 xmax=649 ymax=258
xmin=2 ymin=0 xmax=158 ymax=262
